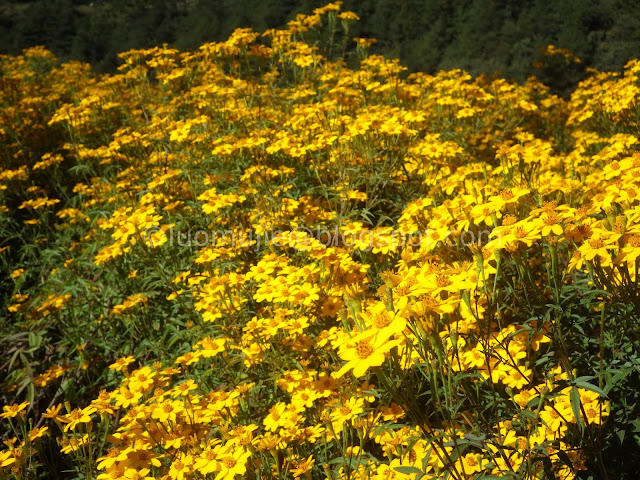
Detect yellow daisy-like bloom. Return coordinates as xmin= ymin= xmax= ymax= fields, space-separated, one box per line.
xmin=501 ymin=366 xmax=532 ymax=390
xmin=61 ymin=406 xmax=96 ymax=432
xmin=60 ymin=434 xmax=90 ymax=454
xmin=540 ymin=403 xmax=572 ymax=433
xmin=192 ymin=441 xmax=223 ymax=475
xmin=215 ymin=447 xmax=251 ymax=480
xmin=10 ymin=268 xmax=25 ymax=279
xmin=96 ymin=463 xmax=125 ymax=480
xmin=168 ymin=454 xmax=193 ymax=480
xmin=538 ymin=212 xmax=565 ymax=237
xmin=96 ymin=446 xmax=128 ymax=470
xmin=330 ymin=397 xmax=365 ymax=430
xmin=151 ymin=399 xmax=185 ymax=424
xmin=290 ymin=455 xmax=315 ymax=478
xmin=108 ymin=355 xmax=135 ymax=372
xmin=113 ymin=386 xmax=143 ymax=408
xmin=459 ymin=452 xmax=483 ymax=475
xmin=127 ymin=366 xmax=156 ymax=393
xmin=263 ymin=402 xmax=287 ymax=432
xmin=127 ymin=448 xmax=162 ymax=469
xmin=198 ymin=336 xmax=228 ymax=358
xmin=0 ymin=401 xmax=29 ymax=419
xmin=362 ymin=302 xmax=407 ymax=336
xmin=0 ymin=450 xmax=16 ymax=468
xmin=335 ymin=329 xmax=402 ymax=378
xmin=27 ymin=426 xmax=49 ymax=442
xmin=579 ymin=232 xmax=617 ymax=262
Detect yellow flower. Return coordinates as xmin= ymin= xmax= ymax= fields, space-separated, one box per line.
xmin=42 ymin=403 xmax=63 ymax=420
xmin=489 ymin=187 xmax=530 ymax=209
xmin=290 ymin=455 xmax=315 ymax=477
xmin=330 ymin=397 xmax=364 ymax=430
xmin=60 ymin=434 xmax=90 ymax=454
xmin=127 ymin=448 xmax=162 ymax=469
xmin=291 ymin=388 xmax=320 ymax=410
xmin=263 ymin=402 xmax=287 ymax=432
xmin=540 ymin=403 xmax=571 ymax=433
xmin=109 ymin=356 xmax=135 ymax=372
xmin=617 ymin=233 xmax=640 ymax=264
xmin=113 ymin=386 xmax=143 ymax=409
xmin=362 ymin=302 xmax=407 ymax=336
xmin=27 ymin=426 xmax=49 ymax=442
xmin=215 ymin=448 xmax=251 ymax=480
xmin=198 ymin=336 xmax=227 ymax=358
xmin=338 ymin=11 xmax=359 ymax=21
xmin=335 ymin=329 xmax=401 ymax=378
xmin=97 ymin=446 xmax=128 ymax=470
xmin=151 ymin=399 xmax=185 ymax=424
xmin=501 ymin=367 xmax=532 ymax=390
xmin=538 ymin=212 xmax=565 ymax=237
xmin=579 ymin=232 xmax=617 ymax=263
xmin=61 ymin=406 xmax=96 ymax=432
xmin=503 ymin=221 xmax=541 ymax=248
xmin=193 ymin=441 xmax=224 ymax=475
xmin=582 ymin=401 xmax=607 ymax=424
xmin=0 ymin=450 xmax=15 ymax=468
xmin=10 ymin=268 xmax=25 ymax=279
xmin=353 ymin=37 xmax=377 ymax=48
xmin=380 ymin=403 xmax=405 ymax=421
xmin=123 ymin=467 xmax=153 ymax=480
xmin=171 ymin=379 xmax=198 ymax=397
xmin=513 ymin=389 xmax=538 ymax=408
xmin=97 ymin=464 xmax=125 ymax=480
xmin=459 ymin=453 xmax=483 ymax=475
xmin=0 ymin=401 xmax=29 ymax=419
xmin=127 ymin=366 xmax=156 ymax=393
xmin=168 ymin=454 xmax=192 ymax=480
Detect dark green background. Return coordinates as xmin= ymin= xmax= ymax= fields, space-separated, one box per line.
xmin=2 ymin=0 xmax=640 ymax=91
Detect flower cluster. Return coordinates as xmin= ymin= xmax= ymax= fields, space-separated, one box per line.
xmin=1 ymin=2 xmax=639 ymax=479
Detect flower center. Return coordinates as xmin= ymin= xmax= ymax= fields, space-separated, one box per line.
xmin=514 ymin=227 xmax=527 ymax=239
xmin=500 ymin=189 xmax=514 ymax=201
xmin=373 ymin=312 xmax=392 ymax=328
xmin=222 ymin=457 xmax=237 ymax=469
xmin=589 ymin=238 xmax=604 ymax=249
xmin=356 ymin=340 xmax=374 ymax=359
xmin=435 ymin=274 xmax=451 ymax=288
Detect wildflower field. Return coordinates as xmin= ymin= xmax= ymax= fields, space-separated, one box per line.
xmin=3 ymin=3 xmax=640 ymax=479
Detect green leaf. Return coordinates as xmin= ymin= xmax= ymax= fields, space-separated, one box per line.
xmin=617 ymin=429 xmax=626 ymax=444
xmin=570 ymin=386 xmax=583 ymax=431
xmin=604 ymin=368 xmax=633 ymax=395
xmin=539 ymin=455 xmax=557 ymax=480
xmin=573 ymin=378 xmax=607 ymax=397
xmin=556 ymin=449 xmax=574 ymax=469
xmin=393 ymin=466 xmax=423 ymax=475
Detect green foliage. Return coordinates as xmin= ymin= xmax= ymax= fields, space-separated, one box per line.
xmin=4 ymin=5 xmax=640 ymax=478
xmin=2 ymin=0 xmax=640 ymax=93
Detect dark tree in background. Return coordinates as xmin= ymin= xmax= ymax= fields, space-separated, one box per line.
xmin=2 ymin=0 xmax=640 ymax=94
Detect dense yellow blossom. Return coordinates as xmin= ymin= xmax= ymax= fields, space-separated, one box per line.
xmin=1 ymin=3 xmax=634 ymax=480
